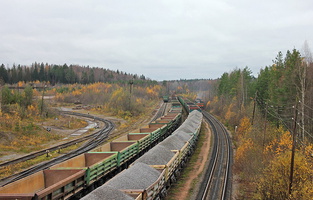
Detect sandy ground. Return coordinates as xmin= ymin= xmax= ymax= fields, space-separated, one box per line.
xmin=173 ymin=120 xmax=212 ymax=200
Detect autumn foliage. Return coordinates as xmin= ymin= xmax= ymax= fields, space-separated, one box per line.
xmin=208 ymin=47 xmax=313 ymax=199
xmin=54 ymin=82 xmax=162 ymax=119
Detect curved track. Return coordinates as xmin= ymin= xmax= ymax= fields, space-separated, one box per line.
xmin=0 ymin=111 xmax=115 ymax=187
xmin=150 ymin=102 xmax=169 ymax=122
xmin=197 ymin=111 xmax=232 ymax=200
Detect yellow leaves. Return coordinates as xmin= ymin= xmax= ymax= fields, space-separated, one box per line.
xmin=236 ymin=117 xmax=252 ymax=138
xmin=225 ymin=103 xmax=236 ymax=123
xmin=257 ymin=152 xmax=313 ymax=200
xmin=55 ymin=92 xmax=64 ymax=101
xmin=17 ymin=81 xmax=25 ymax=87
xmin=71 ymin=90 xmax=82 ymax=96
xmin=110 ymin=87 xmax=124 ymax=101
xmin=206 ymin=101 xmax=211 ymax=108
xmin=212 ymin=96 xmax=219 ymax=104
xmin=0 ymin=112 xmax=20 ymax=130
xmin=304 ymin=145 xmax=313 ymax=160
xmin=144 ymin=85 xmax=162 ymax=99
xmin=146 ymin=87 xmax=154 ymax=96
xmin=235 ymin=138 xmax=254 ymax=165
xmin=265 ymin=130 xmax=292 ymax=156
xmin=136 ymin=98 xmax=143 ymax=105
xmin=27 ymin=104 xmax=38 ymax=117
xmin=225 ymin=108 xmax=235 ymax=122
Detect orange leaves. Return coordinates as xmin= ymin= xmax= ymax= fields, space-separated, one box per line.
xmin=52 ymin=82 xmax=161 ymax=118
xmin=265 ymin=129 xmax=292 ymax=156
xmin=257 ymin=152 xmax=313 ymax=200
xmin=0 ymin=112 xmax=20 ymax=130
xmin=225 ymin=103 xmax=237 ymax=125
xmin=304 ymin=145 xmax=313 ymax=160
xmin=55 ymin=92 xmax=64 ymax=101
xmin=27 ymin=105 xmax=38 ymax=117
xmin=225 ymin=106 xmax=236 ymax=122
xmin=236 ymin=116 xmax=252 ymax=138
xmin=142 ymin=85 xmax=161 ymax=99
xmin=17 ymin=81 xmax=24 ymax=87
xmin=235 ymin=138 xmax=253 ymax=160
xmin=71 ymin=90 xmax=82 ymax=96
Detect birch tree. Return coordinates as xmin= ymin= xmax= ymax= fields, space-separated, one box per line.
xmin=298 ymin=41 xmax=312 ymax=141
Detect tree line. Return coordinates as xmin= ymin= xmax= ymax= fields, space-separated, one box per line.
xmin=209 ymin=41 xmax=313 ymax=199
xmin=0 ymin=62 xmax=150 ymax=85
xmin=216 ymin=44 xmax=313 ymax=142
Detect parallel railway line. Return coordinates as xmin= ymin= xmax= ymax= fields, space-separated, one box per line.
xmin=0 ymin=98 xmax=232 ymax=200
xmin=150 ymin=102 xmax=169 ymax=122
xmin=197 ymin=110 xmax=232 ymax=200
xmin=0 ymin=111 xmax=115 ymax=187
xmin=0 ymin=113 xmax=101 ymax=168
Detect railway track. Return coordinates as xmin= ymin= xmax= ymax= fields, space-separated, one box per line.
xmin=150 ymin=102 xmax=169 ymax=122
xmin=0 ymin=113 xmax=100 ymax=168
xmin=197 ymin=110 xmax=232 ymax=200
xmin=0 ymin=111 xmax=115 ymax=187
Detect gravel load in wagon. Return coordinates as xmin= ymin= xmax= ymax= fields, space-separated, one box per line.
xmin=106 ymin=162 xmax=160 ymax=189
xmin=176 ymin=122 xmax=197 ymax=133
xmin=189 ymin=110 xmax=203 ymax=121
xmin=159 ymin=135 xmax=186 ymax=150
xmin=135 ymin=145 xmax=175 ymax=165
xmin=172 ymin=130 xmax=192 ymax=142
xmin=185 ymin=115 xmax=201 ymax=126
xmin=81 ymin=185 xmax=134 ymax=200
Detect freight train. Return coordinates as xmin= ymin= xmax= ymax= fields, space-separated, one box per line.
xmin=195 ymin=98 xmax=205 ymax=109
xmin=178 ymin=97 xmax=202 ymax=112
xmin=80 ymin=97 xmax=203 ymax=200
xmin=0 ymin=98 xmax=184 ymax=200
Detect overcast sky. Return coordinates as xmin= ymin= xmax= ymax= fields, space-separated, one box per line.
xmin=1 ymin=0 xmax=313 ymax=81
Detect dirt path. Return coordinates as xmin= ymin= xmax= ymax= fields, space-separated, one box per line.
xmin=174 ymin=121 xmax=212 ymax=199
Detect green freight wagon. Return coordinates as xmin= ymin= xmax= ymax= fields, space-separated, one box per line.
xmin=50 ymin=152 xmax=118 ymax=185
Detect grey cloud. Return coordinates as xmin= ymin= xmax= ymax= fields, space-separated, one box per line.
xmin=1 ymin=0 xmax=313 ymax=81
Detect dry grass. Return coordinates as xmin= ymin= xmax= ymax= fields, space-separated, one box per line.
xmin=0 ymin=142 xmax=82 ymax=179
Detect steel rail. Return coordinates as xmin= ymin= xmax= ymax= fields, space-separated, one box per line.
xmin=150 ymin=102 xmax=168 ymax=122
xmin=0 ymin=111 xmax=115 ymax=187
xmin=197 ymin=111 xmax=232 ymax=200
xmin=0 ymin=112 xmax=104 ymax=168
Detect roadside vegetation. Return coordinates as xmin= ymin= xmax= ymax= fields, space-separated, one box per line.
xmin=207 ymin=42 xmax=313 ymax=199
xmin=0 ymin=77 xmax=165 ymax=178
xmin=0 ymin=73 xmax=208 ymax=183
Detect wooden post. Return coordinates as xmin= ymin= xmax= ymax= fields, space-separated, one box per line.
xmin=288 ymin=104 xmax=298 ymax=196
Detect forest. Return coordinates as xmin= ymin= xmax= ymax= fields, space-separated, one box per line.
xmin=208 ymin=43 xmax=313 ymax=199
xmin=0 ymin=62 xmax=150 ymax=85
xmin=1 ymin=43 xmax=312 ymax=199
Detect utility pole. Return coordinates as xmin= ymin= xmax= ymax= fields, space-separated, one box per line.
xmin=128 ymin=80 xmax=133 ymax=111
xmin=288 ymin=104 xmax=298 ymax=196
xmin=41 ymin=84 xmax=47 ymax=115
